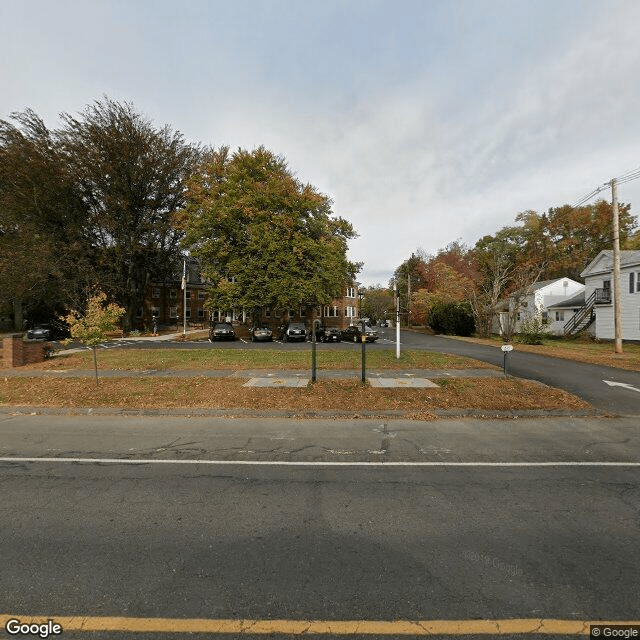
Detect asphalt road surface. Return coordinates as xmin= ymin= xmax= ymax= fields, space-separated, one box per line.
xmin=1 ymin=414 xmax=639 ymax=639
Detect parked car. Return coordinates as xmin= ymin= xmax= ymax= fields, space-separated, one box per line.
xmin=279 ymin=322 xmax=307 ymax=342
xmin=315 ymin=326 xmax=342 ymax=342
xmin=26 ymin=325 xmax=52 ymax=340
xmin=209 ymin=322 xmax=236 ymax=341
xmin=378 ymin=319 xmax=390 ymax=327
xmin=341 ymin=324 xmax=379 ymax=343
xmin=249 ymin=325 xmax=273 ymax=342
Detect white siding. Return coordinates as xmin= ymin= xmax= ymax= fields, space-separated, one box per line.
xmin=585 ymin=267 xmax=640 ymax=341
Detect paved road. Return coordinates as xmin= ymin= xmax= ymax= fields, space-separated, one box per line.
xmin=1 ymin=414 xmax=639 ymax=639
xmin=385 ymin=330 xmax=640 ymax=416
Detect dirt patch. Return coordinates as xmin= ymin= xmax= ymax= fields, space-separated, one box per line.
xmin=0 ymin=376 xmax=590 ymax=418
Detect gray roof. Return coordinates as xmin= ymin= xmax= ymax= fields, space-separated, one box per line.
xmin=582 ymin=250 xmax=640 ymax=277
xmin=547 ymin=291 xmax=586 ymax=309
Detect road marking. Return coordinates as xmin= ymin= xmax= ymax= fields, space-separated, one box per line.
xmin=604 ymin=379 xmax=640 ymax=393
xmin=1 ymin=615 xmax=637 ymax=635
xmin=1 ymin=457 xmax=640 ymax=467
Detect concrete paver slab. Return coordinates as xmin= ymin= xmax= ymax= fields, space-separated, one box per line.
xmin=369 ymin=377 xmax=439 ymax=388
xmin=244 ymin=377 xmax=310 ymax=388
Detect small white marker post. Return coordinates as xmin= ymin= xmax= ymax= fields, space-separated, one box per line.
xmin=501 ymin=344 xmax=513 ymax=377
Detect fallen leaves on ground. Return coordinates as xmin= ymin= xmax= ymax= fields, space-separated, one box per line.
xmin=0 ymin=376 xmax=590 ymax=418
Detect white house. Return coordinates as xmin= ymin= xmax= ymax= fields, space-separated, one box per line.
xmin=546 ymin=291 xmax=591 ymax=336
xmin=495 ymin=278 xmax=585 ymax=336
xmin=579 ymin=250 xmax=640 ymax=341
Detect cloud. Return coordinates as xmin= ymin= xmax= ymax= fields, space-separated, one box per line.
xmin=2 ymin=0 xmax=639 ymax=287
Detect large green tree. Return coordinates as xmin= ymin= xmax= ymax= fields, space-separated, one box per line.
xmin=58 ymin=98 xmax=199 ymax=331
xmin=0 ymin=109 xmax=89 ymax=330
xmin=182 ymin=146 xmax=359 ymax=316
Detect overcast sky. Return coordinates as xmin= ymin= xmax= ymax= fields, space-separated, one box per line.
xmin=2 ymin=0 xmax=639 ymax=286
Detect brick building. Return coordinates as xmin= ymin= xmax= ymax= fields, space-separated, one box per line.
xmin=141 ymin=259 xmax=361 ymax=331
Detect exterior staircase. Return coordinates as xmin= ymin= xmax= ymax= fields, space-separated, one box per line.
xmin=563 ymin=288 xmax=610 ymax=337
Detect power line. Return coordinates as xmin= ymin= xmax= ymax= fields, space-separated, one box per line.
xmin=615 ymin=165 xmax=640 ymax=181
xmin=573 ymin=184 xmax=608 ymax=207
xmin=572 ymin=166 xmax=640 ymax=207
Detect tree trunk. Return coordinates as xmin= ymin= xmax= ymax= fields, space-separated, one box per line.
xmin=12 ymin=299 xmax=24 ymax=332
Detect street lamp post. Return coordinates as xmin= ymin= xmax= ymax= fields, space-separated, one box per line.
xmin=394 ymin=281 xmax=400 ymax=359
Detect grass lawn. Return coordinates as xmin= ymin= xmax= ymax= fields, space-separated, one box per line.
xmin=0 ymin=376 xmax=589 ymax=416
xmin=448 ymin=335 xmax=640 ymax=371
xmin=0 ymin=345 xmax=594 ymax=414
xmin=31 ymin=348 xmax=494 ymax=372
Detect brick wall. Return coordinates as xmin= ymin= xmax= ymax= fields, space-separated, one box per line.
xmin=2 ymin=334 xmax=47 ymax=368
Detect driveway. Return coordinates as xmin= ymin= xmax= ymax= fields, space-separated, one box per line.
xmin=393 ymin=330 xmax=640 ymax=416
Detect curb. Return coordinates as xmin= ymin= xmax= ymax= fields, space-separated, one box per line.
xmin=0 ymin=405 xmax=609 ymax=419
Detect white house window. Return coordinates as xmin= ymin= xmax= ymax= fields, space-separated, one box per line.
xmin=345 ymin=306 xmax=356 ymax=318
xmin=324 ymin=306 xmax=338 ymax=317
xmin=346 ymin=286 xmax=356 ymax=298
xmin=198 ymin=290 xmax=205 ymax=300
xmin=169 ymin=290 xmax=177 ymax=299
xmin=197 ymin=308 xmax=205 ymax=319
xmin=169 ymin=307 xmax=177 ymax=319
xmin=630 ymin=272 xmax=635 ymax=294
xmin=185 ymin=307 xmax=191 ymax=319
xmin=151 ymin=307 xmax=160 ymax=318
xmin=288 ymin=309 xmax=296 ymax=318
xmin=555 ymin=311 xmax=565 ymax=321
xmin=185 ymin=291 xmax=191 ymax=299
xmin=152 ymin=287 xmax=161 ymax=299
xmin=264 ymin=308 xmax=271 ymax=318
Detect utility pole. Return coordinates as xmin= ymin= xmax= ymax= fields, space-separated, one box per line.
xmin=611 ymin=179 xmax=623 ymax=354
xmin=407 ymin=274 xmax=411 ymax=328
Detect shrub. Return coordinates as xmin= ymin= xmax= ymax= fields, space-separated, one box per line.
xmin=428 ymin=301 xmax=475 ymax=336
xmin=516 ymin=316 xmax=549 ymax=344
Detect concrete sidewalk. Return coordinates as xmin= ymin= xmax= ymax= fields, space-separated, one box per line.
xmin=1 ymin=367 xmax=503 ymax=379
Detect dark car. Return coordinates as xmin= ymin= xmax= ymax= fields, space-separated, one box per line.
xmin=315 ymin=326 xmax=342 ymax=343
xmin=209 ymin=322 xmax=236 ymax=341
xmin=249 ymin=325 xmax=273 ymax=342
xmin=341 ymin=324 xmax=379 ymax=343
xmin=26 ymin=325 xmax=52 ymax=340
xmin=378 ymin=319 xmax=390 ymax=327
xmin=279 ymin=322 xmax=307 ymax=342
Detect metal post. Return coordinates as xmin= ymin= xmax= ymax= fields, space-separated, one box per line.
xmin=501 ymin=344 xmax=513 ymax=377
xmin=611 ymin=178 xmax=623 ymax=354
xmin=182 ymin=260 xmax=187 ymax=337
xmin=311 ymin=320 xmax=318 ymax=382
xmin=394 ymin=282 xmax=400 ymax=359
xmin=361 ymin=317 xmax=366 ymax=383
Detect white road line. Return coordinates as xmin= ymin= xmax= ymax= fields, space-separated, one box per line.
xmin=604 ymin=379 xmax=640 ymax=393
xmin=1 ymin=458 xmax=639 ymax=467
